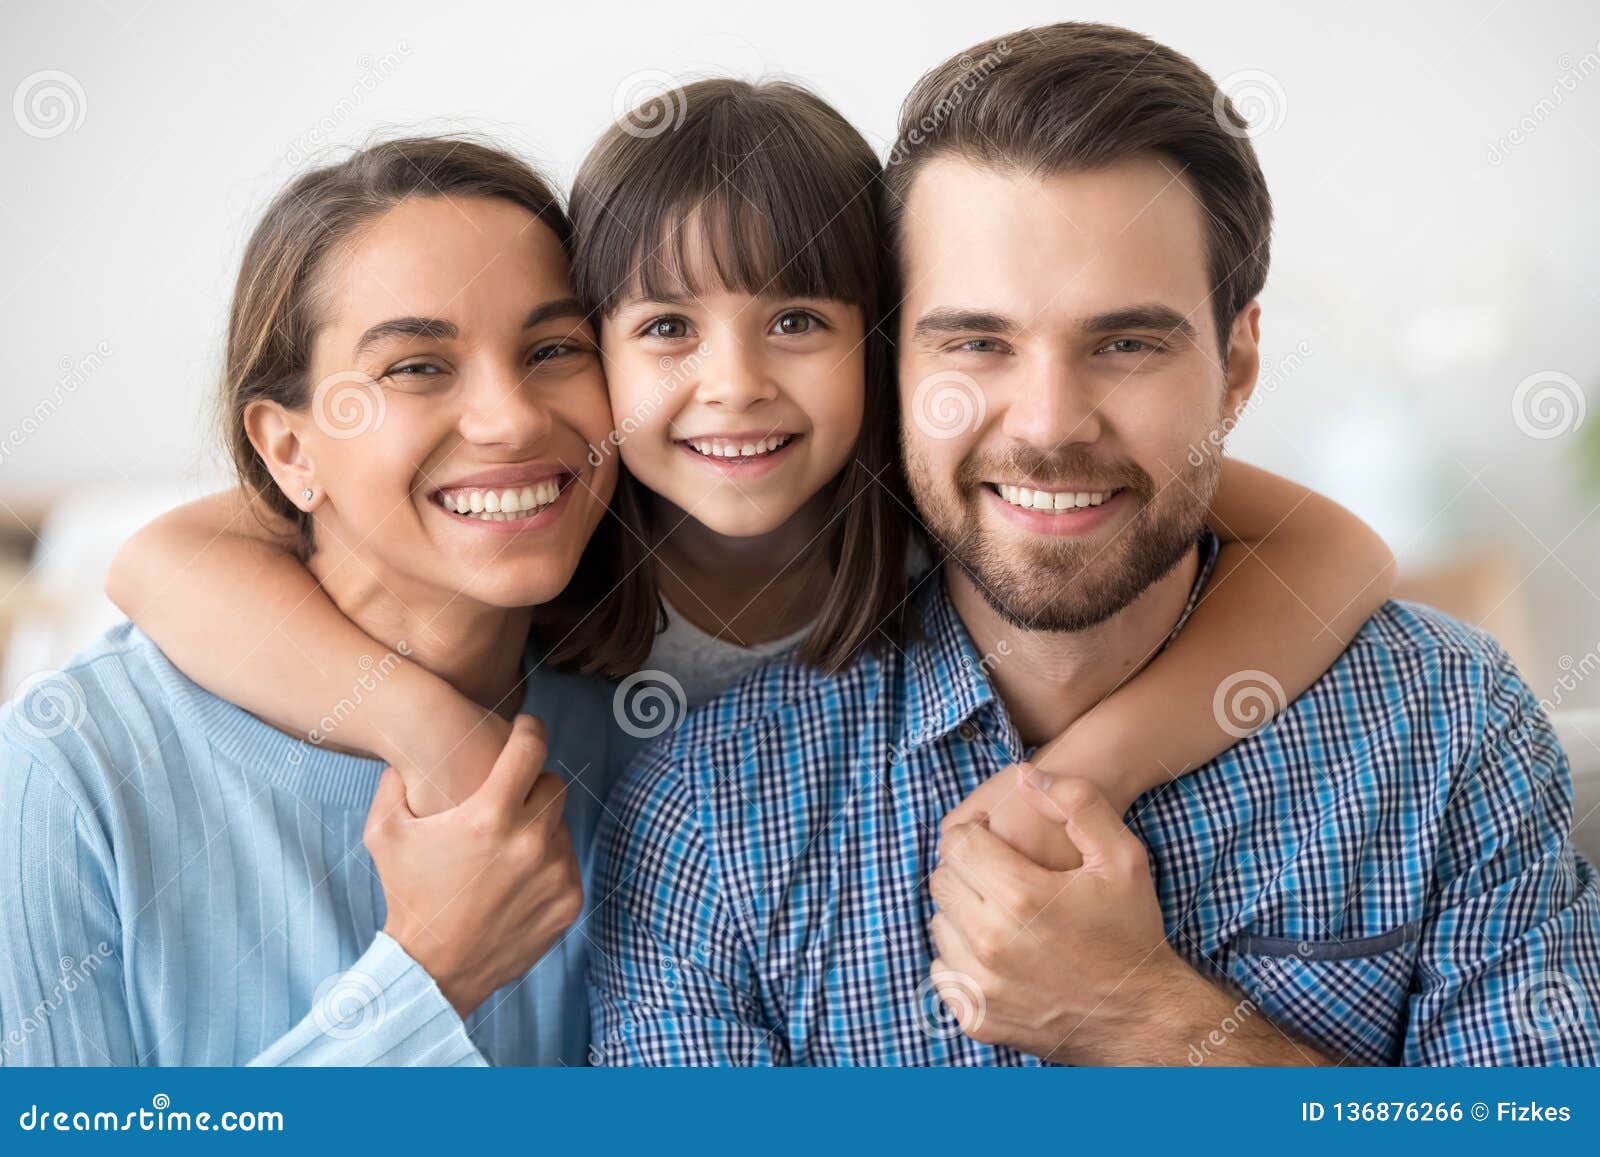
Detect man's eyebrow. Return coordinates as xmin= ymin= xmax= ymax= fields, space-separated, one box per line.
xmin=911 ymin=308 xmax=1019 ymax=341
xmin=352 ymin=317 xmax=458 ymax=358
xmin=1078 ymin=305 xmax=1197 ymax=341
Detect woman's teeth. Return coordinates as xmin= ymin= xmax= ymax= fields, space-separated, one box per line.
xmin=438 ymin=479 xmax=562 ymax=520
xmin=997 ymin=484 xmax=1114 ymax=513
xmin=684 ymin=434 xmax=793 ymax=459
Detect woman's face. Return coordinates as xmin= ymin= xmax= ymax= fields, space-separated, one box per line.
xmin=282 ymin=194 xmax=613 ymax=610
xmin=599 ymin=255 xmax=866 ymax=538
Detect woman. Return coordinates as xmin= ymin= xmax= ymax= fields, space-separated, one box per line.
xmin=0 ymin=137 xmax=650 ymax=1065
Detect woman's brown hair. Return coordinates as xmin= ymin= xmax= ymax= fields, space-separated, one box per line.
xmin=222 ymin=134 xmax=655 ymax=676
xmin=569 ymin=79 xmax=912 ymax=672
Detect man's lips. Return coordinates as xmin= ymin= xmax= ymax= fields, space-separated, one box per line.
xmin=982 ymin=484 xmax=1131 ymax=536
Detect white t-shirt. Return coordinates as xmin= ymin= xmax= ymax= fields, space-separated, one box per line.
xmin=648 ymin=597 xmax=813 ymax=707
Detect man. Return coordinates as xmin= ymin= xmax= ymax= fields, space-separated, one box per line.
xmin=588 ymin=22 xmax=1600 ymax=1065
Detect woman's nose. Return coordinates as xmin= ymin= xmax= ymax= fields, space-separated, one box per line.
xmin=458 ymin=367 xmax=555 ymax=449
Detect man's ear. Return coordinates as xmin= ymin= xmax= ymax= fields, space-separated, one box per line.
xmin=244 ymin=399 xmax=319 ymax=510
xmin=1221 ymin=300 xmax=1262 ymax=422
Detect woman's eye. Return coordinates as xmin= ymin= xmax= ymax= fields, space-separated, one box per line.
xmin=644 ymin=317 xmax=690 ymax=340
xmin=384 ymin=362 xmax=443 ymax=379
xmin=772 ymin=311 xmax=817 ymax=336
xmin=529 ymin=341 xmax=578 ymax=365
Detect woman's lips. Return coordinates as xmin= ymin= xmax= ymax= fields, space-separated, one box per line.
xmin=431 ymin=473 xmax=577 ymax=534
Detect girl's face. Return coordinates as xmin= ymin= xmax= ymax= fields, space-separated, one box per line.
xmin=601 ymin=271 xmax=866 ymax=538
xmin=271 ymin=194 xmax=614 ymax=611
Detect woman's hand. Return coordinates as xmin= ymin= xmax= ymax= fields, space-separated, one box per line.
xmin=365 ymin=714 xmax=583 ymax=1018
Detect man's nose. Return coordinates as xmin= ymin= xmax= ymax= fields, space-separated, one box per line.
xmin=999 ymin=359 xmax=1104 ymax=450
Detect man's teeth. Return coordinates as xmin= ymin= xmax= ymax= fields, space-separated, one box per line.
xmin=996 ymin=484 xmax=1114 ymax=513
xmin=685 ymin=434 xmax=792 ymax=459
xmin=439 ymin=480 xmax=562 ymax=520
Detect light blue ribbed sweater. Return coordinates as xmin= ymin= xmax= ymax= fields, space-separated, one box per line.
xmin=0 ymin=622 xmax=621 ymax=1066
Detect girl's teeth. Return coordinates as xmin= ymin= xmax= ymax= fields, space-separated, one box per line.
xmin=686 ymin=434 xmax=792 ymax=459
xmin=440 ymin=480 xmax=562 ymax=520
xmin=996 ymin=484 xmax=1111 ymax=513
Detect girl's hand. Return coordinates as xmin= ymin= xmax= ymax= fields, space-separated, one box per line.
xmin=382 ymin=693 xmax=515 ymax=818
xmin=947 ymin=760 xmax=1144 ymax=873
xmin=365 ymin=715 xmax=583 ymax=1017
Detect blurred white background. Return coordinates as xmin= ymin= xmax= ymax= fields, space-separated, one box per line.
xmin=2 ymin=0 xmax=1598 ymax=732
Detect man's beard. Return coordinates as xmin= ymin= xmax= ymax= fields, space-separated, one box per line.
xmin=907 ymin=441 xmax=1221 ymax=633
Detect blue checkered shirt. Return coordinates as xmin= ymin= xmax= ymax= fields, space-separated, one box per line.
xmin=588 ymin=534 xmax=1600 ymax=1065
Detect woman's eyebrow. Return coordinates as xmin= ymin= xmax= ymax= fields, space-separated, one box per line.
xmin=523 ymin=296 xmax=587 ymax=329
xmin=352 ymin=317 xmax=458 ymax=357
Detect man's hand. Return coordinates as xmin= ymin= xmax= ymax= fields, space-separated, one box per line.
xmin=365 ymin=714 xmax=583 ymax=1018
xmin=931 ymin=766 xmax=1327 ymax=1064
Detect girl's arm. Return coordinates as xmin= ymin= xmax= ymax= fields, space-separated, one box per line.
xmin=971 ymin=459 xmax=1395 ymax=870
xmin=1036 ymin=458 xmax=1396 ymax=799
xmin=105 ymin=489 xmax=502 ymax=815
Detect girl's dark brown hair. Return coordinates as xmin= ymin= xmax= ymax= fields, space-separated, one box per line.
xmin=222 ymin=134 xmax=655 ymax=676
xmin=569 ymin=79 xmax=911 ymax=671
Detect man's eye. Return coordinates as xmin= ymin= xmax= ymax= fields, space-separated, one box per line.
xmin=1103 ymin=338 xmax=1152 ymax=354
xmin=772 ymin=311 xmax=817 ymax=336
xmin=644 ymin=317 xmax=691 ymax=340
xmin=958 ymin=338 xmax=1003 ymax=354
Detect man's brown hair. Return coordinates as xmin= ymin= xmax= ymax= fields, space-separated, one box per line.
xmin=884 ymin=22 xmax=1274 ymax=358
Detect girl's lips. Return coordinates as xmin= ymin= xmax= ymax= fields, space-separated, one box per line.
xmin=431 ymin=473 xmax=579 ymax=535
xmin=983 ymin=485 xmax=1130 ymax=537
xmin=676 ymin=432 xmax=802 ymax=478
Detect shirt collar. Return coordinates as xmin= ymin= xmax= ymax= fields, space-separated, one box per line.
xmin=898 ymin=528 xmax=1222 ymax=755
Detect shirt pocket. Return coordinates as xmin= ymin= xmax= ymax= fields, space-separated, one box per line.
xmin=1211 ymin=922 xmax=1422 ymax=1066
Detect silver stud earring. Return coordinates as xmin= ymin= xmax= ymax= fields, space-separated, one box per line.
xmin=301 ymin=488 xmax=314 ymax=503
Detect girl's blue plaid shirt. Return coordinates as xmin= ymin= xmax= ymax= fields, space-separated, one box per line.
xmin=588 ymin=532 xmax=1600 ymax=1066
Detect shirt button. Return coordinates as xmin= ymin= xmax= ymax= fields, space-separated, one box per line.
xmin=957 ymin=722 xmax=978 ymax=742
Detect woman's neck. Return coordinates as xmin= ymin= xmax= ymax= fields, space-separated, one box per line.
xmin=306 ymin=544 xmax=532 ymax=718
xmin=650 ymin=495 xmax=832 ymax=646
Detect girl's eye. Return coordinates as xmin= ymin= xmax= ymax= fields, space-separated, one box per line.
xmin=772 ymin=311 xmax=819 ymax=336
xmin=644 ymin=317 xmax=691 ymax=340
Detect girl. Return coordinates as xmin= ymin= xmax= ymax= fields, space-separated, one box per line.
xmin=1 ymin=138 xmax=652 ymax=1065
xmin=105 ymin=81 xmax=1394 ymax=856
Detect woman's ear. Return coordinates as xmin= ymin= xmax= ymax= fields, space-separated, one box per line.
xmin=244 ymin=399 xmax=321 ymax=511
xmin=1221 ymin=300 xmax=1262 ymax=422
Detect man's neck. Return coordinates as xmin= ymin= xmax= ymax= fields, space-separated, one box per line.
xmin=946 ymin=545 xmax=1201 ymax=749
xmin=307 ymin=542 xmax=533 ymax=719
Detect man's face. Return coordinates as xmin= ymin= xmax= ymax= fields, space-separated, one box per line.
xmin=897 ymin=155 xmax=1257 ymax=632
